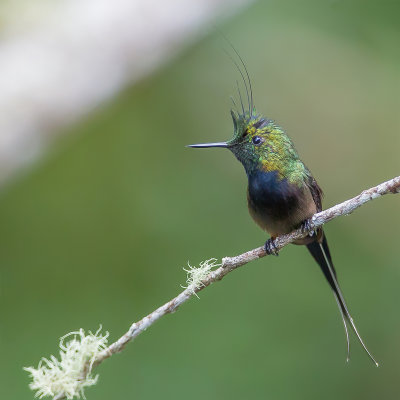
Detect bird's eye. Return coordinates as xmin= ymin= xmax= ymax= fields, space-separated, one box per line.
xmin=252 ymin=136 xmax=263 ymax=146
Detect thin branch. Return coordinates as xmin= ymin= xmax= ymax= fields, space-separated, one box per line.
xmin=53 ymin=175 xmax=399 ymax=400
xmin=96 ymin=176 xmax=400 ymax=360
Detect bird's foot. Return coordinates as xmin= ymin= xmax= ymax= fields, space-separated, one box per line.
xmin=265 ymin=238 xmax=279 ymax=256
xmin=300 ymin=218 xmax=315 ymax=237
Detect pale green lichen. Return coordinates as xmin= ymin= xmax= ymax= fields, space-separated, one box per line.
xmin=183 ymin=258 xmax=220 ymax=297
xmin=24 ymin=327 xmax=109 ymax=399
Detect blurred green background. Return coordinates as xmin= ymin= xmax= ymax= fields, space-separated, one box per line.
xmin=1 ymin=1 xmax=400 ymax=399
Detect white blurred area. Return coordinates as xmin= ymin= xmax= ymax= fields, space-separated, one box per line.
xmin=0 ymin=0 xmax=251 ymax=184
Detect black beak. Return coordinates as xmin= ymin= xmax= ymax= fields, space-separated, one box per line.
xmin=186 ymin=142 xmax=228 ymax=148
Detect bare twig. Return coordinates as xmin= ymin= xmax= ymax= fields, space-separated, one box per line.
xmin=52 ymin=175 xmax=399 ymax=400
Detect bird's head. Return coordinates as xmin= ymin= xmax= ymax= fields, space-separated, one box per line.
xmin=188 ymin=110 xmax=285 ymax=175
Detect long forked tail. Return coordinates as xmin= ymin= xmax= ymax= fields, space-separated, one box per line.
xmin=306 ymin=235 xmax=378 ymax=366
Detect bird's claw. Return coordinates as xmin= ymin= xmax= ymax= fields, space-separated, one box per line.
xmin=265 ymin=238 xmax=279 ymax=256
xmin=300 ymin=218 xmax=315 ymax=237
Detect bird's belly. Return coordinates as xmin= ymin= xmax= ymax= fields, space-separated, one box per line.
xmin=248 ymin=201 xmax=312 ymax=236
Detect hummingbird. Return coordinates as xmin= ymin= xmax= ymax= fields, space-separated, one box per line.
xmin=187 ymin=55 xmax=378 ymax=366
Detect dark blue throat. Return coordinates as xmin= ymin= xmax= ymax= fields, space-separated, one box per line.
xmin=247 ymin=170 xmax=300 ymax=219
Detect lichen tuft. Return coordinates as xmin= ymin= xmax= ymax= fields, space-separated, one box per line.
xmin=24 ymin=327 xmax=109 ymax=399
xmin=182 ymin=258 xmax=220 ymax=297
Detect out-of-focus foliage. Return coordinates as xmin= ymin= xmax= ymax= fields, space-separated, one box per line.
xmin=1 ymin=1 xmax=400 ymax=399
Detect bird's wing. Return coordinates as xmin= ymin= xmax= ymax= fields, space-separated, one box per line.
xmin=306 ymin=175 xmax=324 ymax=212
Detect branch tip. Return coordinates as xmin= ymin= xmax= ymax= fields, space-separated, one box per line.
xmin=24 ymin=327 xmax=109 ymax=399
xmin=25 ymin=175 xmax=400 ymax=399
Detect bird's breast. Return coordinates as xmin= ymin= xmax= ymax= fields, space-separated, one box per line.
xmin=247 ymin=170 xmax=316 ymax=236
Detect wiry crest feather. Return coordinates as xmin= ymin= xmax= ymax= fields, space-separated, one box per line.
xmin=220 ymin=32 xmax=255 ymax=119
